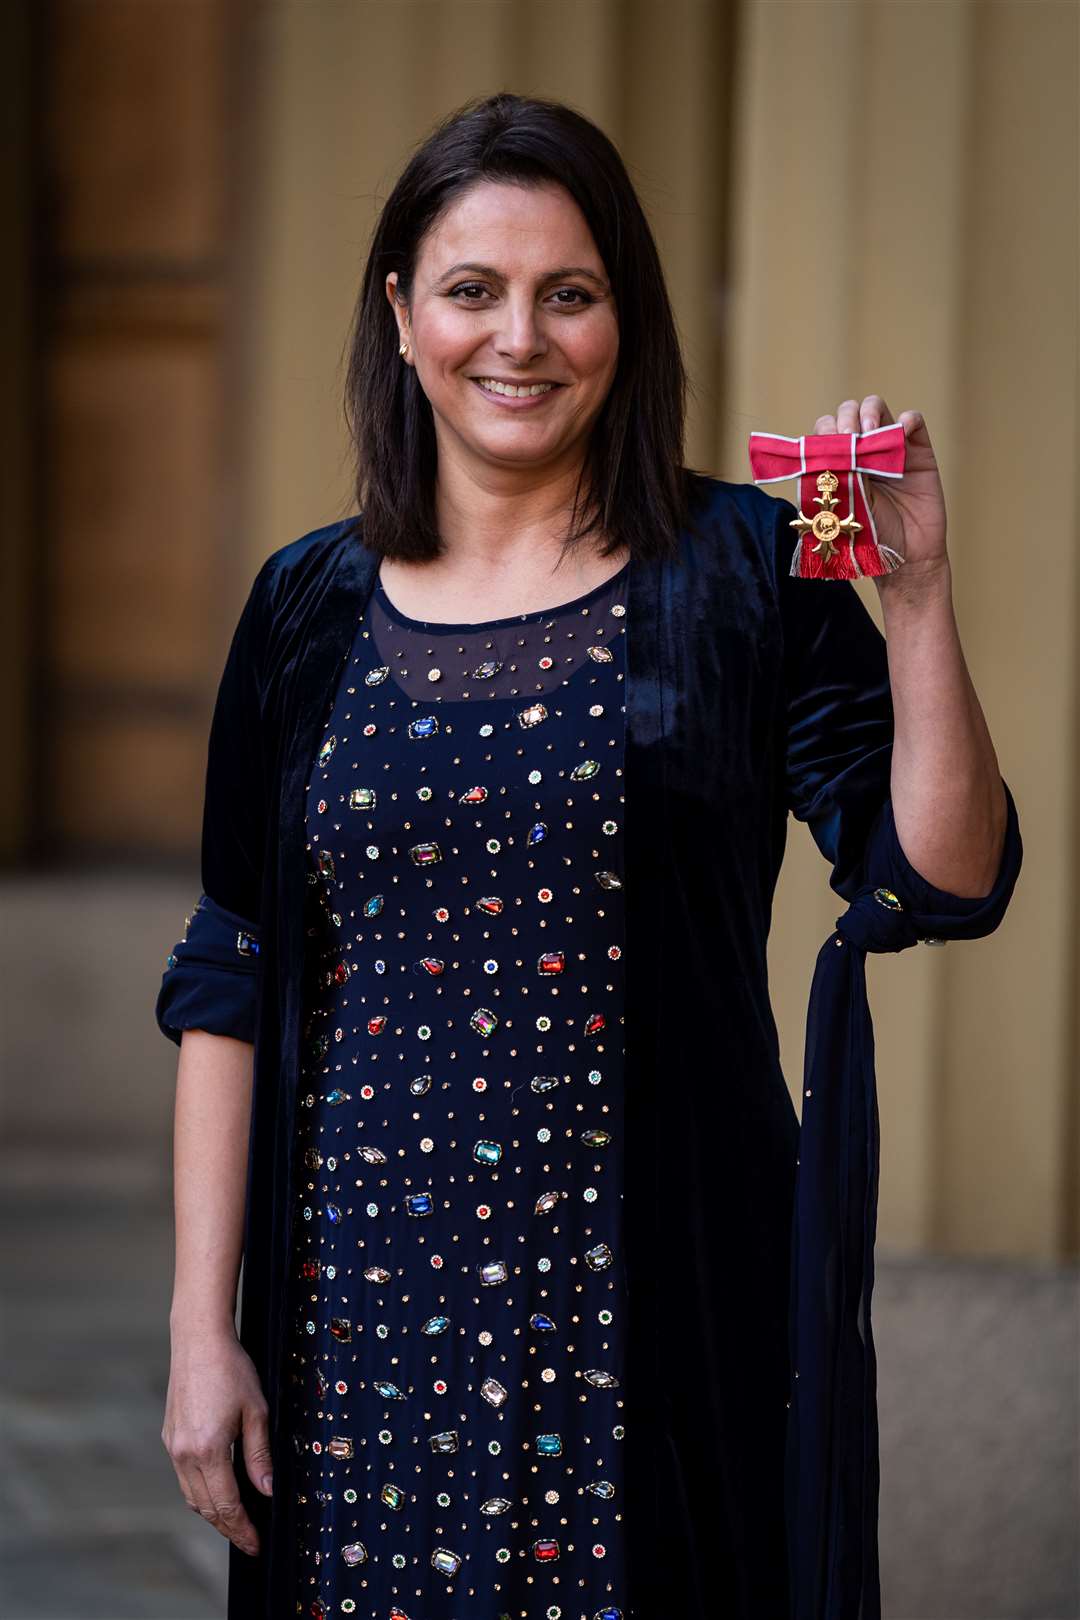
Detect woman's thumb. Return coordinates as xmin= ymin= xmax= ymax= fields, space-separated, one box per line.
xmin=242 ymin=1403 xmax=274 ymax=1495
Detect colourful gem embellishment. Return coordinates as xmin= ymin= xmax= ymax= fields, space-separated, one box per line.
xmin=873 ymin=887 xmax=904 ymax=910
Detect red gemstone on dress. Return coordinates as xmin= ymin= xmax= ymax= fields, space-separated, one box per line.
xmin=368 ymin=1015 xmax=387 ymax=1035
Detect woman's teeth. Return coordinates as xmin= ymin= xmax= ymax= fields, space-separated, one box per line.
xmin=474 ymin=378 xmax=557 ymax=397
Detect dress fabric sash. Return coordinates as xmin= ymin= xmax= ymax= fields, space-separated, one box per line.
xmin=786 ymin=782 xmax=1023 ymax=1620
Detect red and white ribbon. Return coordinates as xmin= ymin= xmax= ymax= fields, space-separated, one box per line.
xmin=748 ymin=424 xmax=907 ymax=580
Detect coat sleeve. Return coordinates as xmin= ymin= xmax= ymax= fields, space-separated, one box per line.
xmin=154 ymin=562 xmax=273 ymax=1047
xmin=768 ymin=490 xmax=1023 ymax=927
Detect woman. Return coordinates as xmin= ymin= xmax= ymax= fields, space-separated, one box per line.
xmin=156 ymin=93 xmax=1022 ymax=1620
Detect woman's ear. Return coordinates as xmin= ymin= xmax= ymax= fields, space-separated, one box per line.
xmin=385 ymin=272 xmax=408 ymax=347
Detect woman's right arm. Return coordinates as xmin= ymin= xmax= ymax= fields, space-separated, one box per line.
xmin=161 ymin=1027 xmax=271 ymax=1558
xmin=154 ymin=558 xmax=276 ymax=1555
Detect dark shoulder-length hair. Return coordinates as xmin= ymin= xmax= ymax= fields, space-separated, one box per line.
xmin=343 ymin=91 xmax=710 ymax=566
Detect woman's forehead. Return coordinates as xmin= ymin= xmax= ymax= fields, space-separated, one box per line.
xmin=419 ymin=180 xmax=603 ymax=274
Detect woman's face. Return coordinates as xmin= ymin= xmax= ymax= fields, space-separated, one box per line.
xmin=386 ymin=179 xmax=618 ymax=478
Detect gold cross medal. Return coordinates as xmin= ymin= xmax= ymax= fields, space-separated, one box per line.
xmin=747 ymin=425 xmax=908 ymax=580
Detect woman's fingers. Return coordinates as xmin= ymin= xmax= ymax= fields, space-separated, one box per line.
xmin=241 ymin=1398 xmax=274 ymax=1498
xmin=196 ymin=1453 xmax=261 ymax=1556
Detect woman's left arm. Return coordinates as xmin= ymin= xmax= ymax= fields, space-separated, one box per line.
xmin=820 ymin=395 xmax=1008 ymax=900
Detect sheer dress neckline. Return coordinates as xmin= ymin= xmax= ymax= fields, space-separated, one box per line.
xmin=374 ymin=557 xmax=630 ymax=632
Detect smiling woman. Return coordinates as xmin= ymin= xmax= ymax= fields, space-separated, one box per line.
xmin=344 ymin=94 xmax=695 ymax=587
xmin=155 ymin=89 xmax=1023 ymax=1620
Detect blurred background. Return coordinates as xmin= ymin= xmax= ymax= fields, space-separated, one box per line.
xmin=0 ymin=1 xmax=1076 ymax=1616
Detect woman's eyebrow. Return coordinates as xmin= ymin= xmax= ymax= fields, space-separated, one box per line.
xmin=436 ymin=261 xmax=608 ymax=287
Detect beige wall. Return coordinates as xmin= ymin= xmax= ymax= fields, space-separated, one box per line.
xmin=240 ymin=0 xmax=1078 ymax=1261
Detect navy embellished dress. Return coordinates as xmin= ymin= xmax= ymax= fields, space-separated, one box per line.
xmin=287 ymin=561 xmax=631 ymax=1620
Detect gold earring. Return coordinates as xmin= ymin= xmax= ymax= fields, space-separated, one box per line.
xmin=399 ymin=340 xmax=410 ymax=359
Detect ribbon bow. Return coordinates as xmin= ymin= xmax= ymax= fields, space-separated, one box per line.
xmin=748 ymin=424 xmax=907 ymax=580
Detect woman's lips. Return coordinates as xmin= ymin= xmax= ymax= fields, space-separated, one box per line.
xmin=470 ymin=378 xmax=564 ymax=409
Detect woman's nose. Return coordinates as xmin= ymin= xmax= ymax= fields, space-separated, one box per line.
xmin=494 ymin=294 xmax=547 ymax=363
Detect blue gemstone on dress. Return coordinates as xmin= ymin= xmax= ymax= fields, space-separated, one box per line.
xmin=473 ymin=1140 xmax=502 ymax=1166
xmin=535 ymin=1433 xmax=563 ymax=1455
xmin=421 ymin=1315 xmax=450 ymax=1335
xmin=405 ymin=1193 xmax=433 ymax=1217
xmin=373 ymin=1380 xmax=405 ymax=1400
xmin=408 ymin=715 xmax=439 ymax=738
xmin=528 ymin=821 xmax=547 ymax=844
xmin=529 ymin=1313 xmax=557 ymax=1332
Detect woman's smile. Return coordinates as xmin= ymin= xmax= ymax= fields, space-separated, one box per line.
xmin=469 ymin=375 xmax=566 ymax=408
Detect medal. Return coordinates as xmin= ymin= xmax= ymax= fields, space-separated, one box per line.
xmin=748 ymin=423 xmax=908 ymax=580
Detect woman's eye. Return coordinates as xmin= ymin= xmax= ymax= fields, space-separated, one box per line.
xmin=447 ymin=283 xmax=593 ymax=308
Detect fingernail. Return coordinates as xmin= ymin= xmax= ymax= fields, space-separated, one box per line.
xmin=261 ymin=1474 xmax=274 ymax=1494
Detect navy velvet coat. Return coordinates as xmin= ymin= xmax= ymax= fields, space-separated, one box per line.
xmin=156 ymin=472 xmax=1023 ymax=1620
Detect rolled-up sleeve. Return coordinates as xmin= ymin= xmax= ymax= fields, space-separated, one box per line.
xmin=155 ymin=892 xmax=261 ymax=1046
xmin=154 ymin=560 xmax=272 ymax=1048
xmin=769 ymin=487 xmax=1022 ymax=931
